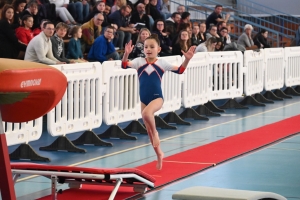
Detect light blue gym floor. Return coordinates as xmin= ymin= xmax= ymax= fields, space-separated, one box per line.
xmin=5 ymin=93 xmax=300 ymax=200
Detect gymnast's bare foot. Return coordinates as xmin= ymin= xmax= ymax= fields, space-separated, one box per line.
xmin=152 ymin=131 xmax=160 ymax=148
xmin=156 ymin=149 xmax=164 ymax=170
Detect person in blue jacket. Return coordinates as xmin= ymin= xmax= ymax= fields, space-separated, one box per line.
xmin=87 ymin=25 xmax=120 ymax=63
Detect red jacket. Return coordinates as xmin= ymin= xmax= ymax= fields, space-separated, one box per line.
xmin=15 ymin=27 xmax=34 ymax=45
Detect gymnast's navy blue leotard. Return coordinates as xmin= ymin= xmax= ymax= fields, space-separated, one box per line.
xmin=122 ymin=57 xmax=185 ymax=105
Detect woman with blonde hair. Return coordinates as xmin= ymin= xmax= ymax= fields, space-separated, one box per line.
xmin=130 ymin=28 xmax=151 ymax=58
xmin=195 ymin=37 xmax=217 ymax=52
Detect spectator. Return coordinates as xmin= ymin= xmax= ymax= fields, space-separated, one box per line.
xmin=108 ymin=5 xmax=134 ymax=49
xmin=216 ymin=21 xmax=226 ymax=32
xmin=66 ymin=25 xmax=88 ymax=62
xmin=215 ymin=37 xmax=223 ymax=51
xmin=205 ymin=5 xmax=230 ymax=30
xmin=198 ymin=22 xmax=206 ymax=44
xmin=25 ymin=21 xmax=63 ymax=64
xmin=165 ymin=12 xmax=180 ymax=41
xmin=160 ymin=0 xmax=171 ymax=20
xmin=111 ymin=0 xmax=126 ymax=14
xmin=176 ymin=5 xmax=185 ymax=15
xmin=12 ymin=0 xmax=27 ymax=29
xmin=68 ymin=0 xmax=90 ymax=24
xmin=226 ymin=24 xmax=231 ymax=43
xmin=88 ymin=25 xmax=120 ymax=62
xmin=206 ymin=25 xmax=219 ymax=39
xmin=104 ymin=4 xmax=111 ymax=15
xmin=149 ymin=0 xmax=163 ymax=21
xmin=81 ymin=12 xmax=104 ymax=53
xmin=191 ymin=24 xmax=201 ymax=46
xmin=130 ymin=3 xmax=150 ymax=30
xmin=253 ymin=29 xmax=270 ymax=48
xmin=237 ymin=24 xmax=257 ymax=50
xmin=50 ymin=22 xmax=71 ymax=63
xmin=130 ymin=28 xmax=151 ymax=58
xmin=85 ymin=1 xmax=107 ymax=25
xmin=15 ymin=14 xmax=34 ymax=45
xmin=22 ymin=0 xmax=42 ymax=31
xmin=32 ymin=18 xmax=49 ymax=36
xmin=172 ymin=29 xmax=191 ymax=56
xmin=172 ymin=22 xmax=190 ymax=44
xmin=195 ymin=37 xmax=217 ymax=52
xmin=49 ymin=0 xmax=77 ymax=25
xmin=0 ymin=4 xmax=26 ymax=58
xmin=134 ymin=0 xmax=154 ymax=30
xmin=218 ymin=26 xmax=228 ymax=49
xmin=180 ymin=11 xmax=191 ymax=26
xmin=152 ymin=19 xmax=172 ymax=56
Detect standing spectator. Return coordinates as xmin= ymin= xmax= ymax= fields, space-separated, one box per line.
xmin=15 ymin=14 xmax=34 ymax=45
xmin=130 ymin=3 xmax=150 ymax=30
xmin=68 ymin=0 xmax=90 ymax=24
xmin=172 ymin=29 xmax=191 ymax=56
xmin=195 ymin=37 xmax=217 ymax=52
xmin=49 ymin=0 xmax=77 ymax=25
xmin=0 ymin=4 xmax=26 ymax=59
xmin=253 ymin=29 xmax=270 ymax=48
xmin=237 ymin=24 xmax=257 ymax=50
xmin=111 ymin=0 xmax=126 ymax=14
xmin=51 ymin=22 xmax=71 ymax=63
xmin=12 ymin=0 xmax=27 ymax=29
xmin=205 ymin=5 xmax=230 ymax=30
xmin=66 ymin=26 xmax=88 ymax=62
xmin=176 ymin=5 xmax=185 ymax=15
xmin=152 ymin=19 xmax=172 ymax=56
xmin=206 ymin=25 xmax=219 ymax=39
xmin=25 ymin=21 xmax=63 ymax=64
xmin=130 ymin=28 xmax=151 ymax=58
xmin=108 ymin=5 xmax=134 ymax=49
xmin=81 ymin=12 xmax=104 ymax=53
xmin=88 ymin=25 xmax=120 ymax=62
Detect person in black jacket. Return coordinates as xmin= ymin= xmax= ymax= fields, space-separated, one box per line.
xmin=172 ymin=29 xmax=191 ymax=56
xmin=0 ymin=4 xmax=26 ymax=59
xmin=152 ymin=19 xmax=172 ymax=56
xmin=11 ymin=0 xmax=27 ymax=29
xmin=253 ymin=29 xmax=271 ymax=49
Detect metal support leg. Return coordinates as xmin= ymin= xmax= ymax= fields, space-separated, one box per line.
xmin=12 ymin=174 xmax=20 ymax=184
xmin=51 ymin=175 xmax=58 ymax=200
xmin=109 ymin=178 xmax=123 ymax=200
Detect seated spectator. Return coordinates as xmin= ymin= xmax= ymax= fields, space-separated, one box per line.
xmin=87 ymin=25 xmax=120 ymax=62
xmin=160 ymin=0 xmax=171 ymax=20
xmin=50 ymin=22 xmax=71 ymax=63
xmin=130 ymin=3 xmax=150 ymax=31
xmin=216 ymin=21 xmax=226 ymax=33
xmin=191 ymin=24 xmax=201 ymax=46
xmin=237 ymin=24 xmax=257 ymax=50
xmin=22 ymin=0 xmax=42 ymax=31
xmin=49 ymin=0 xmax=77 ymax=25
xmin=85 ymin=1 xmax=107 ymax=26
xmin=180 ymin=11 xmax=191 ymax=27
xmin=12 ymin=0 xmax=27 ymax=29
xmin=15 ymin=14 xmax=34 ymax=45
xmin=165 ymin=12 xmax=180 ymax=41
xmin=206 ymin=25 xmax=219 ymax=39
xmin=149 ymin=0 xmax=163 ymax=21
xmin=81 ymin=12 xmax=104 ymax=53
xmin=176 ymin=5 xmax=185 ymax=15
xmin=172 ymin=22 xmax=190 ymax=44
xmin=215 ymin=37 xmax=223 ymax=51
xmin=218 ymin=26 xmax=228 ymax=49
xmin=108 ymin=5 xmax=134 ymax=49
xmin=172 ymin=29 xmax=191 ymax=56
xmin=68 ymin=0 xmax=90 ymax=24
xmin=25 ymin=21 xmax=63 ymax=64
xmin=134 ymin=0 xmax=155 ymax=30
xmin=0 ymin=4 xmax=26 ymax=59
xmin=205 ymin=5 xmax=230 ymax=30
xmin=152 ymin=19 xmax=172 ymax=56
xmin=253 ymin=29 xmax=270 ymax=48
xmin=104 ymin=4 xmax=111 ymax=15
xmin=195 ymin=37 xmax=217 ymax=52
xmin=226 ymin=24 xmax=231 ymax=43
xmin=111 ymin=0 xmax=126 ymax=14
xmin=129 ymin=28 xmax=150 ymax=58
xmin=198 ymin=22 xmax=206 ymax=44
xmin=66 ymin=25 xmax=88 ymax=62
xmin=33 ymin=18 xmax=49 ymax=36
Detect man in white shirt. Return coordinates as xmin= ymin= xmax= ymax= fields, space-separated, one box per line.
xmin=25 ymin=22 xmax=64 ymax=65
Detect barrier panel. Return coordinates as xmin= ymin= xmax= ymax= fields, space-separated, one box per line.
xmin=284 ymin=47 xmax=300 ymax=87
xmin=182 ymin=53 xmax=210 ymax=108
xmin=48 ymin=62 xmax=102 ymax=136
xmin=155 ymin=56 xmax=183 ymax=115
xmin=264 ymin=48 xmax=284 ymax=91
xmin=208 ymin=51 xmax=244 ymax=100
xmin=243 ymin=50 xmax=265 ymax=96
xmin=4 ymin=119 xmax=42 ymax=146
xmin=102 ymin=61 xmax=141 ymax=125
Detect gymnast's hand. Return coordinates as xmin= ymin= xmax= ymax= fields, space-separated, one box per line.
xmin=182 ymin=46 xmax=196 ymax=60
xmin=124 ymin=40 xmax=134 ymax=55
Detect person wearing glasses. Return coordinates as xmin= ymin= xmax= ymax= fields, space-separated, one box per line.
xmin=206 ymin=25 xmax=219 ymax=40
xmin=88 ymin=25 xmax=120 ymax=62
xmin=25 ymin=21 xmax=65 ymax=64
xmin=81 ymin=12 xmax=104 ymax=53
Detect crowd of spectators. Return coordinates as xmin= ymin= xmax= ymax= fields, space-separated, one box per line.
xmin=0 ymin=0 xmax=272 ymax=65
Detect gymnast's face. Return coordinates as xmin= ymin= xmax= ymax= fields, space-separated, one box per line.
xmin=144 ymin=39 xmax=161 ymax=59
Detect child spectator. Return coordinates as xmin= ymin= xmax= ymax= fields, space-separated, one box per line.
xmin=67 ymin=26 xmax=88 ymax=62
xmin=15 ymin=14 xmax=34 ymax=45
xmin=51 ymin=22 xmax=71 ymax=63
xmin=130 ymin=28 xmax=151 ymax=58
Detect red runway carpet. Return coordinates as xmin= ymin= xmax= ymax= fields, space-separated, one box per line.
xmin=38 ymin=115 xmax=300 ymax=200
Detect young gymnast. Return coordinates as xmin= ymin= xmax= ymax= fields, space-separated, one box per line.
xmin=122 ymin=34 xmax=196 ymax=170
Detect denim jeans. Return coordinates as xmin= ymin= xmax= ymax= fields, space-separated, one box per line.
xmin=68 ymin=2 xmax=89 ymax=23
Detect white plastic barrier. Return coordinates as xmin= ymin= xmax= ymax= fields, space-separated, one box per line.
xmin=284 ymin=47 xmax=300 ymax=87
xmin=102 ymin=61 xmax=141 ymax=125
xmin=4 ymin=119 xmax=42 ymax=146
xmin=243 ymin=50 xmax=265 ymax=96
xmin=182 ymin=53 xmax=210 ymax=107
xmin=209 ymin=51 xmax=244 ymax=100
xmin=264 ymin=48 xmax=285 ymax=90
xmin=155 ymin=56 xmax=183 ymax=115
xmin=47 ymin=63 xmax=102 ymax=136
